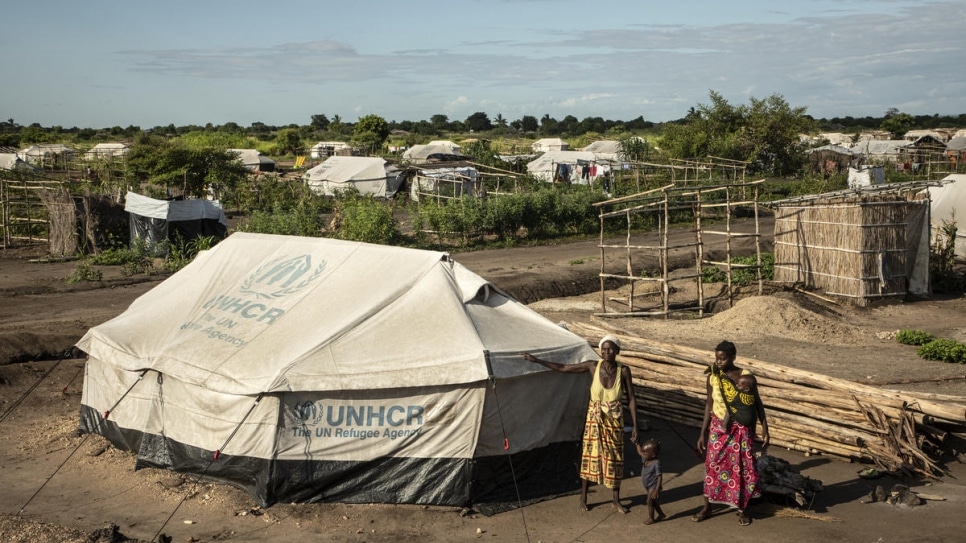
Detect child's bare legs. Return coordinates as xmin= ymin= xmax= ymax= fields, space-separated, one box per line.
xmin=644 ymin=494 xmax=666 ymax=524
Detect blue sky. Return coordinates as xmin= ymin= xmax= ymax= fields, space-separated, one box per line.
xmin=2 ymin=0 xmax=964 ymax=129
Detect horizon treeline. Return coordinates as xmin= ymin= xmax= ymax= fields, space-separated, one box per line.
xmin=3 ymin=110 xmax=966 ymax=147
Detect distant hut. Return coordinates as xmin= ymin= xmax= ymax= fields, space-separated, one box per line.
xmin=807 ymin=144 xmax=854 ymax=176
xmin=767 ymin=182 xmax=933 ymax=305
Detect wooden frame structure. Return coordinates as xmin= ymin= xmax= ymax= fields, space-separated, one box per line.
xmin=1 ymin=173 xmax=60 ymax=248
xmin=593 ymin=178 xmax=765 ymax=318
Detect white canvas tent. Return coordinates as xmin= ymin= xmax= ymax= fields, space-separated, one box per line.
xmin=304 ymin=156 xmax=404 ymax=197
xmin=402 ymin=144 xmax=467 ymax=164
xmin=228 ymin=149 xmax=276 ymax=172
xmin=929 ymin=174 xmax=966 ymax=257
xmin=531 ymin=138 xmax=569 ymax=152
xmin=77 ymin=233 xmax=596 ymax=507
xmin=85 ymin=142 xmax=130 ymax=160
xmin=526 ymin=150 xmax=610 ymax=185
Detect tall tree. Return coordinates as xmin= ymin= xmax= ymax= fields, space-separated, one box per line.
xmin=661 ymin=91 xmax=813 ymax=176
xmin=465 ymin=112 xmax=493 ymax=132
xmin=125 ymin=135 xmax=251 ymax=198
xmin=351 ymin=114 xmax=389 ymax=154
xmin=310 ymin=114 xmax=330 ymax=131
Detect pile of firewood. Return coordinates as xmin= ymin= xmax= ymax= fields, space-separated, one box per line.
xmin=569 ymin=321 xmax=966 ymax=479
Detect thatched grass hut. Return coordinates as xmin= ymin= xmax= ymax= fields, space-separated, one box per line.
xmin=767 ymin=182 xmax=934 ymax=305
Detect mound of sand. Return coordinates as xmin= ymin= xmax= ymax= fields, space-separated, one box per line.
xmin=705 ymin=295 xmax=864 ymax=345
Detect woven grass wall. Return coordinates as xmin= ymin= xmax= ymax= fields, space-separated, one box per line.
xmin=774 ymin=195 xmax=924 ymax=303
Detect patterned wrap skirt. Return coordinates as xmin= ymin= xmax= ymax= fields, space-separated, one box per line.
xmin=579 ymin=400 xmax=624 ymax=488
xmin=703 ymin=414 xmax=761 ymax=509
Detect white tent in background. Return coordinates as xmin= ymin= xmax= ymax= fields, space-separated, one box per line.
xmin=402 ymin=144 xmax=467 ymax=164
xmin=85 ymin=143 xmax=130 ymax=160
xmin=304 ymin=156 xmax=404 ymax=197
xmin=928 ymin=174 xmax=966 ymax=257
xmin=228 ymin=149 xmax=276 ymax=172
xmin=0 ymin=153 xmax=32 ymax=171
xmin=531 ymin=138 xmax=569 ymax=153
xmin=310 ymin=141 xmax=351 ymax=159
xmin=426 ymin=140 xmax=462 ymax=153
xmin=526 ymin=150 xmax=609 ymax=185
xmin=580 ymin=140 xmax=624 ymax=161
xmin=77 ymin=233 xmax=596 ymax=507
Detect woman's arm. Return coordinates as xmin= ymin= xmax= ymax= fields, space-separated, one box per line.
xmin=696 ymin=376 xmax=713 ymax=453
xmin=521 ymin=353 xmax=595 ymax=373
xmin=622 ymin=365 xmax=639 ymax=443
xmin=752 ymin=375 xmax=770 ymax=446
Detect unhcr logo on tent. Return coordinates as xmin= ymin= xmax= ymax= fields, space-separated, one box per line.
xmin=183 ymin=255 xmax=328 ymax=346
xmin=240 ymin=255 xmax=327 ymax=299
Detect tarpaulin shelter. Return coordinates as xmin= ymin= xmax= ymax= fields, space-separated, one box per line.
xmin=124 ymin=191 xmax=228 ymax=250
xmin=303 ymin=156 xmax=404 ymax=197
xmin=77 ymin=233 xmax=597 ymax=507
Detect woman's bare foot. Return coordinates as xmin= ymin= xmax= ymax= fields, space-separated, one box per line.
xmin=656 ymin=512 xmax=667 ymax=522
xmin=579 ymin=501 xmax=589 ymax=512
xmin=644 ymin=518 xmax=655 ymax=525
xmin=737 ymin=511 xmax=751 ymax=526
xmin=614 ymin=503 xmax=629 ymax=514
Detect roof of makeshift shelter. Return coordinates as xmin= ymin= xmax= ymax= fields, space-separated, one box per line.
xmin=304 ymin=156 xmax=390 ymax=183
xmin=808 ymin=144 xmax=853 ymax=155
xmin=850 ymin=139 xmax=909 ymax=155
xmin=946 ymin=137 xmax=966 ymax=151
xmin=764 ymin=180 xmax=939 ymax=207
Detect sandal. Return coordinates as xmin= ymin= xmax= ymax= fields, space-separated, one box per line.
xmin=691 ymin=510 xmax=710 ymax=522
xmin=737 ymin=511 xmax=751 ymax=526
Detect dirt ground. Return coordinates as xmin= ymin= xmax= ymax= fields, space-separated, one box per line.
xmin=2 ymin=222 xmax=966 ymax=542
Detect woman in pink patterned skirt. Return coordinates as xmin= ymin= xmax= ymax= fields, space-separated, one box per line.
xmin=692 ymin=340 xmax=769 ymax=527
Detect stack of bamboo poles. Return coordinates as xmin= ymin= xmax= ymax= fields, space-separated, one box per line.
xmin=569 ymin=321 xmax=966 ymax=479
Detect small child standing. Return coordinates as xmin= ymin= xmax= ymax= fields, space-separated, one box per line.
xmin=635 ymin=438 xmax=666 ymax=525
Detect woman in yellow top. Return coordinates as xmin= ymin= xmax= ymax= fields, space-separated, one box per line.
xmin=523 ymin=335 xmax=638 ymax=513
xmin=693 ymin=340 xmax=769 ymax=526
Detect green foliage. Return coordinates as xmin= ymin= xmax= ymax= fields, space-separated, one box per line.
xmin=334 ymin=193 xmax=400 ymax=245
xmin=930 ymin=219 xmax=966 ymax=294
xmin=880 ymin=109 xmax=914 ymax=138
xmin=917 ymin=339 xmax=966 ymax=364
xmin=661 ymin=91 xmax=814 ymax=176
xmin=351 ymin=114 xmax=390 ymax=153
xmin=702 ymin=266 xmax=727 ymax=283
xmin=125 ymin=135 xmax=251 ymax=198
xmin=274 ymin=128 xmax=304 ymax=156
xmin=164 ymin=235 xmax=218 ymax=272
xmin=895 ymin=329 xmax=935 ymax=346
xmin=413 ymin=185 xmax=605 ymax=246
xmin=701 ymin=253 xmax=774 ymax=284
xmin=569 ymin=259 xmax=584 ymax=266
xmin=240 ymin=209 xmax=324 ymax=237
xmin=66 ymin=260 xmax=103 ymax=283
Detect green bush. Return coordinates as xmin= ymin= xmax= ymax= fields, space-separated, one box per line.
xmin=895 ymin=329 xmax=935 ymax=346
xmin=917 ymin=339 xmax=966 ymax=364
xmin=701 ymin=253 xmax=774 ymax=284
xmin=66 ymin=260 xmax=103 ymax=283
xmin=335 ymin=194 xmax=400 ymax=245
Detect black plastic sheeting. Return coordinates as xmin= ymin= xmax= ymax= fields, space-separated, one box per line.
xmin=79 ymin=405 xmax=582 ymax=509
xmin=129 ymin=215 xmax=227 ymax=254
